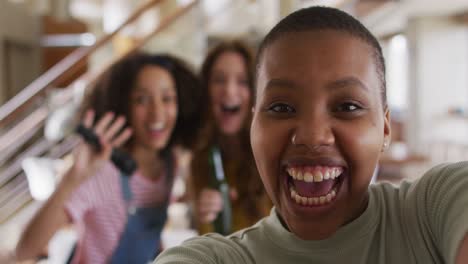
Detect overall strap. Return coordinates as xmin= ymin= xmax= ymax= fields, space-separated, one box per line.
xmin=119 ymin=173 xmax=132 ymax=202
xmin=110 ymin=153 xmax=175 ymax=264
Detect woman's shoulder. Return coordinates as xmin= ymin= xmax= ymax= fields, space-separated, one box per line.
xmin=371 ymin=161 xmax=468 ymax=196
xmin=399 ymin=162 xmax=468 ymax=262
xmin=422 ymin=161 xmax=468 ymax=181
xmin=370 ymin=162 xmax=468 ymax=226
xmin=368 ymin=161 xmax=468 ymax=224
xmin=155 ymin=213 xmax=274 ymax=264
xmin=154 ymin=233 xmax=255 ymax=264
xmin=398 ymin=161 xmax=468 ymax=196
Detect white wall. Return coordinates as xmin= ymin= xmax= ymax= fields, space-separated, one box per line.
xmin=143 ymin=1 xmax=206 ymax=67
xmin=0 ymin=1 xmax=41 ymax=105
xmin=406 ymin=16 xmax=468 ymax=152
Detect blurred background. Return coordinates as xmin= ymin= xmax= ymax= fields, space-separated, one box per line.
xmin=0 ymin=0 xmax=467 ymax=263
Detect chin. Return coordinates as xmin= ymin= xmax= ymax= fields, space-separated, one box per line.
xmin=146 ymin=140 xmax=169 ymax=151
xmin=220 ymin=125 xmax=242 ymax=136
xmin=219 ymin=119 xmax=244 ymax=134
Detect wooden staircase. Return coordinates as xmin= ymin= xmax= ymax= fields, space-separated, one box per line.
xmin=0 ymin=0 xmax=199 ymax=224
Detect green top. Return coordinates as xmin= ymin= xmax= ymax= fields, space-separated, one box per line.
xmin=155 ymin=162 xmax=468 ymax=264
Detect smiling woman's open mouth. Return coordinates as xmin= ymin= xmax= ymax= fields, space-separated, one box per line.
xmin=286 ymin=166 xmax=345 ymax=206
xmin=221 ymin=104 xmax=241 ymax=114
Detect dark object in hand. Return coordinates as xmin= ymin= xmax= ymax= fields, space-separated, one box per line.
xmin=76 ymin=124 xmax=137 ymax=176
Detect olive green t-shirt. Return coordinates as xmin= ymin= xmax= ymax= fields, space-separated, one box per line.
xmin=155 ymin=162 xmax=468 ymax=264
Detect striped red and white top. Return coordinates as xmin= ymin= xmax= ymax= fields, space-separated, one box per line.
xmin=65 ymin=161 xmax=171 ymax=264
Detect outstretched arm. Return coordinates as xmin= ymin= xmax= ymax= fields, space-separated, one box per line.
xmin=16 ymin=110 xmax=132 ymax=261
xmin=15 ymin=175 xmax=76 ymax=261
xmin=456 ymin=234 xmax=468 ymax=264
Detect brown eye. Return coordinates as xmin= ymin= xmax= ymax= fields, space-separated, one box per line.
xmin=268 ymin=103 xmax=295 ymax=114
xmin=134 ymin=95 xmax=151 ymax=105
xmin=336 ymin=102 xmax=362 ymax=112
xmin=238 ymin=78 xmax=248 ymax=86
xmin=212 ymin=76 xmax=227 ymax=85
xmin=162 ymin=94 xmax=176 ymax=103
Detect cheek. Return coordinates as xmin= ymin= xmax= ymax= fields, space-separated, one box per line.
xmin=358 ymin=127 xmax=383 ymax=169
xmin=167 ymin=103 xmax=178 ymax=125
xmin=209 ymin=84 xmax=222 ymax=103
xmin=357 ymin=120 xmax=384 ymax=159
xmin=251 ymin=118 xmax=272 ymax=194
xmin=129 ymin=107 xmax=144 ymax=127
xmin=251 ymin=116 xmax=290 ymax=202
xmin=338 ymin=122 xmax=383 ymax=184
xmin=241 ymin=87 xmax=251 ymax=106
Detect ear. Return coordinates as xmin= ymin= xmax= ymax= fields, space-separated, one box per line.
xmin=382 ymin=107 xmax=391 ymax=151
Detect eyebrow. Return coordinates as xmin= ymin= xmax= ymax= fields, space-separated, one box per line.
xmin=133 ymin=85 xmax=173 ymax=93
xmin=264 ymin=77 xmax=369 ymax=93
xmin=326 ymin=77 xmax=370 ymax=92
xmin=264 ymin=78 xmax=300 ymax=90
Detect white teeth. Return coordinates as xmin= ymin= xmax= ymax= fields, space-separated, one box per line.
xmin=287 ymin=167 xmax=342 ymax=183
xmin=297 ymin=170 xmax=304 ymax=181
xmin=313 ymin=172 xmax=323 ymax=182
xmin=150 ymin=122 xmax=165 ymax=130
xmin=313 ymin=197 xmax=319 ymax=204
xmin=289 ymin=184 xmax=338 ymax=206
xmin=303 ymin=172 xmax=313 ymax=182
xmin=333 ymin=168 xmax=343 ymax=179
xmin=319 ymin=196 xmax=326 ymax=204
xmin=295 ymin=194 xmax=302 ymax=204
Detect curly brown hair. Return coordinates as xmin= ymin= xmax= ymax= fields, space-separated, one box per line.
xmin=81 ymin=51 xmax=203 ymax=152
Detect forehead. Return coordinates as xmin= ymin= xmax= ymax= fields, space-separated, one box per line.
xmin=134 ymin=65 xmax=175 ymax=92
xmin=257 ymin=30 xmax=379 ymax=96
xmin=212 ymin=51 xmax=246 ymax=73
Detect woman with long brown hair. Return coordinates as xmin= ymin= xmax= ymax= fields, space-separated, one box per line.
xmin=189 ymin=40 xmax=271 ymax=235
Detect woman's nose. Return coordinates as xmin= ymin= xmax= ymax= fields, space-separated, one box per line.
xmin=223 ymin=79 xmax=239 ymax=99
xmin=149 ymin=99 xmax=165 ymax=121
xmin=292 ymin=112 xmax=335 ymax=150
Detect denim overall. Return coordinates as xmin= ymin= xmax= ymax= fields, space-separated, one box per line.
xmin=110 ymin=155 xmax=173 ymax=264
